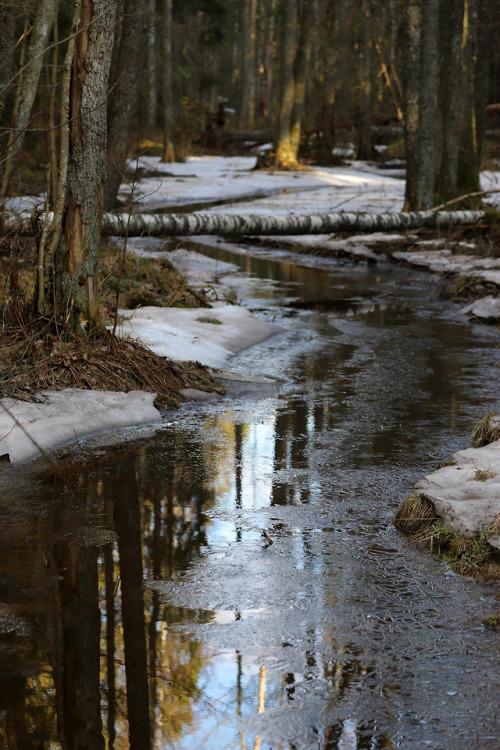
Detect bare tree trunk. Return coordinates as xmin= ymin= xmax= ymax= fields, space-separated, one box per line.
xmin=435 ymin=0 xmax=464 ymax=202
xmin=161 ymin=0 xmax=175 ymax=162
xmin=104 ymin=0 xmax=149 ymax=210
xmin=53 ymin=0 xmax=116 ymax=326
xmin=0 ymin=6 xmax=16 ymax=130
xmin=275 ymin=0 xmax=298 ymax=168
xmin=290 ymin=0 xmax=317 ymax=158
xmin=146 ymin=0 xmax=157 ymax=133
xmin=238 ymin=0 xmax=257 ymax=129
xmin=403 ymin=0 xmax=440 ymax=211
xmin=0 ymin=0 xmax=58 ymax=203
xmin=458 ymin=0 xmax=493 ymax=193
xmin=356 ymin=3 xmax=375 ymax=160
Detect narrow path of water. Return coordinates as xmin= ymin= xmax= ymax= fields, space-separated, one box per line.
xmin=1 ymin=243 xmax=500 ymax=749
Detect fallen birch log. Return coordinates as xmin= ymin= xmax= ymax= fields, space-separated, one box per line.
xmin=0 ymin=208 xmax=485 ymax=238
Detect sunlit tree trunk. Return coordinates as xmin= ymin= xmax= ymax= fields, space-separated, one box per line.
xmin=53 ymin=0 xmax=116 ymax=327
xmin=275 ymin=0 xmax=298 ymax=168
xmin=0 ymin=0 xmax=58 ymax=203
xmin=161 ymin=0 xmax=175 ymax=162
xmin=290 ymin=0 xmax=317 ymax=158
xmin=104 ymin=0 xmax=149 ymax=209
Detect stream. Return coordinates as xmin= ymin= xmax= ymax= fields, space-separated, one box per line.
xmin=1 ymin=239 xmax=500 ymax=749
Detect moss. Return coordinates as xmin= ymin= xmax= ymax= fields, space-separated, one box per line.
xmin=472 ymin=413 xmax=500 ymax=448
xmin=196 ymin=316 xmax=222 ymax=324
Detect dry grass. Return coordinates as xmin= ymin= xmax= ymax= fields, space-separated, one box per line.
xmin=395 ymin=492 xmax=500 ymax=581
xmin=98 ymin=244 xmax=211 ymax=314
xmin=0 ymin=307 xmax=221 ymax=407
xmin=472 ymin=413 xmax=500 ymax=448
xmin=394 ymin=492 xmax=439 ymax=534
xmin=0 ymin=240 xmax=222 ymax=408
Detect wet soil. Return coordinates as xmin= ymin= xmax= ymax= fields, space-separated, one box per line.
xmin=1 ymin=242 xmax=500 ymax=749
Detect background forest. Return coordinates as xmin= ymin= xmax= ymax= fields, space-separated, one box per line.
xmin=1 ymin=0 xmax=500 ymax=208
xmin=0 ymin=0 xmax=499 ymax=328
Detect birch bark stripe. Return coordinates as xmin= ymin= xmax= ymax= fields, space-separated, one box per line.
xmin=0 ymin=210 xmax=485 ymax=237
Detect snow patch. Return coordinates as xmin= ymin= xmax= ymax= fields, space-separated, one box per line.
xmin=0 ymin=389 xmax=160 ymax=464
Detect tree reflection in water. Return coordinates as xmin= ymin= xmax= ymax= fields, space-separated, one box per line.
xmin=0 ymin=431 xmax=213 ymax=749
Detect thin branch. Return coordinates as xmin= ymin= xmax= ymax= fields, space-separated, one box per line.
xmin=431 ymin=188 xmax=500 ymax=213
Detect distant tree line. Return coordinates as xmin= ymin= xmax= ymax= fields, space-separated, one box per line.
xmin=0 ymin=0 xmax=499 ymax=327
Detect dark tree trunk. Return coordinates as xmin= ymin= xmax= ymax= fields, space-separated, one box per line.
xmin=104 ymin=0 xmax=149 ymax=210
xmin=435 ymin=0 xmax=464 ymax=202
xmin=161 ymin=0 xmax=175 ymax=162
xmin=403 ymin=0 xmax=440 ymax=211
xmin=112 ymin=453 xmax=152 ymax=750
xmin=0 ymin=0 xmax=58 ymax=202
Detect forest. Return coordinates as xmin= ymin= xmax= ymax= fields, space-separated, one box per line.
xmin=0 ymin=0 xmax=499 ymax=342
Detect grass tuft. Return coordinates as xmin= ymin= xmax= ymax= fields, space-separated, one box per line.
xmin=472 ymin=413 xmax=500 ymax=448
xmin=395 ymin=493 xmax=500 ymax=581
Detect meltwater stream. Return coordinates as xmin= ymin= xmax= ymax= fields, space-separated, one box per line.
xmin=1 ymin=242 xmax=500 ymax=749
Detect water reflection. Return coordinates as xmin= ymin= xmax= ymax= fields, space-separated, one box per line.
xmin=1 ymin=247 xmax=500 ymax=748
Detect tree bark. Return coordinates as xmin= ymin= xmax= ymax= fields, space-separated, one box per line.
xmin=403 ymin=0 xmax=440 ymax=210
xmin=435 ymin=0 xmax=464 ymax=202
xmin=161 ymin=0 xmax=175 ymax=163
xmin=275 ymin=0 xmax=298 ymax=168
xmin=238 ymin=0 xmax=257 ymax=130
xmin=104 ymin=0 xmax=149 ymax=210
xmin=0 ymin=0 xmax=59 ymax=202
xmin=290 ymin=0 xmax=317 ymax=158
xmin=53 ymin=0 xmax=117 ymax=326
xmin=3 ymin=208 xmax=485 ymax=238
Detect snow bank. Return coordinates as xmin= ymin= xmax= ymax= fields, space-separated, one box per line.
xmin=115 ymin=304 xmax=283 ymax=369
xmin=0 ymin=389 xmax=160 ymax=464
xmin=414 ymin=441 xmax=500 ymax=550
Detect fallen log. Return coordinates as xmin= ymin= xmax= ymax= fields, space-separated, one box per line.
xmin=0 ymin=208 xmax=485 ymax=238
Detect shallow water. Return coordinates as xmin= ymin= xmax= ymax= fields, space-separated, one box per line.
xmin=1 ymin=242 xmax=500 ymax=749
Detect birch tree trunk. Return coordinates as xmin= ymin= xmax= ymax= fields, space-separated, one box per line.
xmin=3 ymin=209 xmax=485 ymax=238
xmin=275 ymin=0 xmax=298 ymax=168
xmin=0 ymin=0 xmax=58 ymax=203
xmin=53 ymin=0 xmax=116 ymax=327
xmin=104 ymin=0 xmax=149 ymax=210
